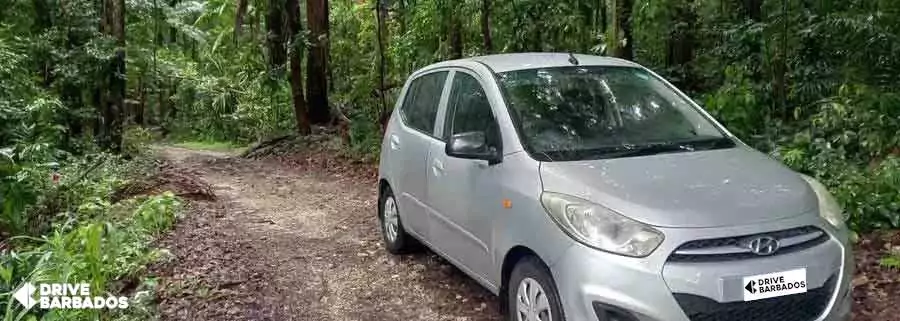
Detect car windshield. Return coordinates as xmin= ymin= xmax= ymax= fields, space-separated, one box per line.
xmin=497 ymin=66 xmax=734 ymax=161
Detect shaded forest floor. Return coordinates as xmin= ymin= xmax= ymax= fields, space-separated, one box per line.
xmin=149 ymin=144 xmax=898 ymax=321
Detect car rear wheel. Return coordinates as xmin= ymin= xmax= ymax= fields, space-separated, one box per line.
xmin=507 ymin=256 xmax=565 ymax=321
xmin=378 ymin=186 xmax=415 ymax=254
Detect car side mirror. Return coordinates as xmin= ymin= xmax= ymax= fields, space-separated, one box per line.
xmin=445 ymin=131 xmax=502 ymax=165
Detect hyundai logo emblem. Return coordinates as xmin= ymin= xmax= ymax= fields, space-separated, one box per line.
xmin=745 ymin=236 xmax=780 ymax=256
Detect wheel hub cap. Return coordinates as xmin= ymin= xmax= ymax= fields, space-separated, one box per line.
xmin=516 ymin=277 xmax=552 ymax=321
xmin=383 ymin=196 xmax=399 ymax=242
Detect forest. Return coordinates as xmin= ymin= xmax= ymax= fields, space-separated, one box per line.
xmin=1 ymin=0 xmax=899 ymax=320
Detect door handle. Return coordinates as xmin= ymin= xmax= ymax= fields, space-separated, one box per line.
xmin=390 ymin=134 xmax=400 ymax=150
xmin=431 ymin=159 xmax=444 ymax=176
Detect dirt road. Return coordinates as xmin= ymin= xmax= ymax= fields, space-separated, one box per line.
xmin=151 ymin=145 xmax=900 ymax=321
xmin=152 ymin=146 xmax=502 ymax=321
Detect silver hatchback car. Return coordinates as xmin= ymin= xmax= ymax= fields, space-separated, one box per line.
xmin=377 ymin=53 xmax=852 ymax=321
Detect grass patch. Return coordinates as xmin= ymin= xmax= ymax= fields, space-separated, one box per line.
xmin=171 ymin=141 xmax=243 ymax=152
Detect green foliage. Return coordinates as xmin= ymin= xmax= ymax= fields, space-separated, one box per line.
xmin=122 ymin=127 xmax=155 ymax=158
xmin=761 ymin=84 xmax=900 ymax=231
xmin=882 ymin=254 xmax=900 ymax=270
xmin=1 ymin=0 xmax=897 ymax=244
xmin=182 ymin=0 xmax=900 ymax=231
xmin=0 ymin=41 xmax=66 ymax=158
xmin=1 ymin=192 xmax=181 ymax=321
xmin=702 ymin=66 xmax=765 ymax=139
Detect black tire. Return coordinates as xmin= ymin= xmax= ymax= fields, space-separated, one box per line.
xmin=507 ymin=256 xmax=566 ymax=321
xmin=378 ymin=185 xmax=416 ymax=254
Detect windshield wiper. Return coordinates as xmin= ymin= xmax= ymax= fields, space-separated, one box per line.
xmin=581 ymin=137 xmax=735 ymax=160
xmin=536 ymin=137 xmax=736 ymax=161
xmin=591 ymin=143 xmax=694 ymax=159
xmin=678 ymin=137 xmax=736 ymax=150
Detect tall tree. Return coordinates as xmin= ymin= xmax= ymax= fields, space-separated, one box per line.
xmin=286 ymin=0 xmax=310 ymax=134
xmin=306 ymin=0 xmax=331 ymax=123
xmin=741 ymin=0 xmax=763 ymax=20
xmin=771 ymin=0 xmax=789 ymax=117
xmin=234 ymin=0 xmax=249 ymax=41
xmin=375 ymin=0 xmax=389 ymax=132
xmin=666 ymin=0 xmax=696 ymax=90
xmin=99 ymin=0 xmax=126 ymax=151
xmin=481 ymin=0 xmax=492 ymax=53
xmin=443 ymin=0 xmax=462 ymax=59
xmin=168 ymin=0 xmax=180 ymax=42
xmin=267 ymin=0 xmax=286 ymax=70
xmin=610 ymin=0 xmax=634 ymax=60
xmin=32 ymin=0 xmax=54 ymax=87
xmin=598 ymin=0 xmax=606 ymax=35
xmin=739 ymin=0 xmax=763 ymax=72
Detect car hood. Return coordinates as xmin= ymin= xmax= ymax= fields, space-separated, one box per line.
xmin=539 ymin=147 xmax=817 ymax=228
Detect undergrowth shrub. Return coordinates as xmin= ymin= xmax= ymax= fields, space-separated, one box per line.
xmin=0 ymin=192 xmax=181 ymax=321
xmin=1 ymin=142 xmax=180 ymax=321
xmin=747 ymin=85 xmax=900 ymax=231
xmin=122 ymin=127 xmax=155 ymax=158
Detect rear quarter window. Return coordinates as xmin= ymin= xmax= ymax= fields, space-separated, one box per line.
xmin=399 ymin=71 xmax=448 ymax=136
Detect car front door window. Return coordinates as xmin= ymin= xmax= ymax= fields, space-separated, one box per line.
xmin=444 ymin=72 xmax=501 ymax=153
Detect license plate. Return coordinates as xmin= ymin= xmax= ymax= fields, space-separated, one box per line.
xmin=742 ymin=268 xmax=807 ymax=301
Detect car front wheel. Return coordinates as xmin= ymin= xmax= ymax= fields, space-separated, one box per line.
xmin=507 ymin=256 xmax=565 ymax=321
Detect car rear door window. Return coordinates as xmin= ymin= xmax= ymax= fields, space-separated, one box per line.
xmin=400 ymin=71 xmax=448 ymax=136
xmin=444 ymin=72 xmax=501 ymax=150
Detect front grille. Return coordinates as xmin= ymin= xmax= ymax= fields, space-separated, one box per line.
xmin=669 ymin=226 xmax=829 ymax=262
xmin=673 ymin=275 xmax=836 ymax=321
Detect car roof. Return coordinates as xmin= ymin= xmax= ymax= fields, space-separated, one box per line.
xmin=423 ymin=53 xmax=641 ymax=74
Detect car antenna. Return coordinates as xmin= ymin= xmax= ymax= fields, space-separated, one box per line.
xmin=568 ymin=52 xmax=580 ymax=65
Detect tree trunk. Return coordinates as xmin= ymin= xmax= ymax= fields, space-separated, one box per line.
xmin=448 ymin=0 xmax=463 ymax=59
xmin=93 ymin=87 xmax=103 ymax=140
xmin=376 ymin=0 xmax=389 ymax=133
xmin=742 ymin=0 xmax=763 ymax=20
xmin=666 ymin=0 xmax=695 ymax=90
xmin=739 ymin=0 xmax=763 ymax=61
xmin=481 ymin=0 xmax=492 ymax=53
xmin=61 ymin=83 xmax=83 ymax=148
xmin=611 ymin=0 xmax=634 ymax=60
xmin=137 ymin=75 xmax=145 ymax=125
xmin=580 ymin=0 xmax=593 ymax=52
xmin=169 ymin=82 xmax=179 ymax=119
xmin=736 ymin=0 xmax=766 ymax=116
xmin=250 ymin=2 xmax=260 ymax=39
xmin=398 ymin=0 xmax=407 ymax=35
xmin=158 ymin=84 xmax=167 ymax=124
xmin=511 ymin=0 xmax=522 ymax=51
xmin=529 ymin=5 xmax=542 ymax=51
xmin=286 ymin=0 xmax=310 ymax=134
xmin=168 ymin=0 xmax=179 ymax=43
xmin=100 ymin=0 xmax=126 ymax=152
xmin=772 ymin=0 xmax=788 ymax=118
xmin=599 ymin=0 xmax=606 ymax=34
xmin=33 ymin=0 xmax=54 ymax=87
xmin=234 ymin=0 xmax=249 ymax=41
xmin=267 ymin=0 xmax=287 ymax=70
xmin=306 ymin=0 xmax=331 ymax=124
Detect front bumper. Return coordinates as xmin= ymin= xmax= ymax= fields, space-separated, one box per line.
xmin=549 ymin=216 xmax=853 ymax=321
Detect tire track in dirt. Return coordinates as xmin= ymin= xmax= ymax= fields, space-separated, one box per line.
xmin=154 ymin=146 xmax=502 ymax=321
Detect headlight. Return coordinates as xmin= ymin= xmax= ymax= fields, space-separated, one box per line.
xmin=800 ymin=175 xmax=847 ymax=229
xmin=540 ymin=192 xmax=664 ymax=257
